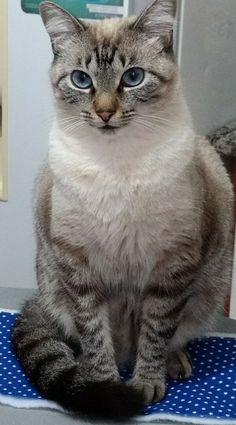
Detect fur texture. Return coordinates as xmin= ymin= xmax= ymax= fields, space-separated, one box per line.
xmin=12 ymin=0 xmax=233 ymax=420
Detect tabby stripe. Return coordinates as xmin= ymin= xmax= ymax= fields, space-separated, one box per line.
xmin=73 ymin=284 xmax=105 ymax=306
xmin=13 ymin=322 xmax=37 ymax=341
xmin=75 ymin=283 xmax=93 ymax=297
xmin=85 ymin=55 xmax=92 ymax=68
xmin=29 ymin=353 xmax=66 ymax=383
xmin=19 ymin=336 xmax=52 ymax=355
xmin=137 ymin=363 xmax=163 ymax=373
xmin=119 ymin=54 xmax=126 ymax=67
xmin=139 ymin=350 xmax=164 ymax=364
xmin=147 ymin=296 xmax=189 ymax=321
xmin=105 ymin=45 xmax=117 ymax=65
xmin=142 ymin=318 xmax=157 ymax=337
xmin=171 ymin=264 xmax=196 ymax=281
xmin=94 ymin=47 xmax=100 ymax=67
xmin=146 ymin=279 xmax=193 ymax=298
xmin=76 ymin=313 xmax=99 ymax=324
xmin=158 ymin=325 xmax=177 ymax=340
xmin=145 ymin=331 xmax=160 ymax=345
xmin=76 ymin=321 xmax=103 ymax=337
xmin=161 ymin=296 xmax=189 ymax=319
xmin=86 ymin=350 xmax=98 ymax=359
xmin=55 ymin=74 xmax=67 ymax=87
xmin=67 ymin=97 xmax=79 ymax=104
xmin=137 ymin=365 xmax=160 ymax=376
xmin=89 ymin=336 xmax=105 ymax=350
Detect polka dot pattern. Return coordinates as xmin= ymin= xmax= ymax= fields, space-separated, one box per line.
xmin=141 ymin=338 xmax=236 ymax=419
xmin=0 ymin=311 xmax=236 ymax=421
xmin=0 ymin=311 xmax=42 ymax=400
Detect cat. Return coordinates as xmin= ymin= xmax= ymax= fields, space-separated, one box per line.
xmin=12 ymin=0 xmax=233 ymax=420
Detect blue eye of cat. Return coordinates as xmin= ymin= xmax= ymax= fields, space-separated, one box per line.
xmin=121 ymin=67 xmax=145 ymax=88
xmin=71 ymin=70 xmax=93 ymax=90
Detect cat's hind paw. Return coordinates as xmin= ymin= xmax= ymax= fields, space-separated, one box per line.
xmin=167 ymin=350 xmax=193 ymax=380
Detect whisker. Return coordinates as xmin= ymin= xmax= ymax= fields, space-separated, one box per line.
xmin=134 ymin=119 xmax=170 ymax=137
xmin=63 ymin=121 xmax=87 ymax=135
xmin=140 ymin=114 xmax=190 ymax=131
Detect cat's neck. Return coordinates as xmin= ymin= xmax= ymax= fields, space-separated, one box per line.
xmin=49 ymin=95 xmax=195 ymax=186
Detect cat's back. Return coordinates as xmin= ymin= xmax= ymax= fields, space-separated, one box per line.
xmin=195 ymin=136 xmax=233 ymax=213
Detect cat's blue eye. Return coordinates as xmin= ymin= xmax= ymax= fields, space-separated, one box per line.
xmin=121 ymin=67 xmax=145 ymax=88
xmin=71 ymin=70 xmax=93 ymax=90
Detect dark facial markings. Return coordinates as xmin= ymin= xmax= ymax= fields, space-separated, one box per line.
xmin=93 ymin=43 xmax=119 ymax=69
xmin=54 ymin=30 xmax=174 ymax=121
xmin=55 ymin=73 xmax=68 ymax=88
xmin=119 ymin=54 xmax=126 ymax=67
xmin=85 ymin=55 xmax=92 ymax=69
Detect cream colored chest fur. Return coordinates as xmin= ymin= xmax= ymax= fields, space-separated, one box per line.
xmin=49 ymin=123 xmax=200 ymax=288
xmin=51 ymin=166 xmax=199 ymax=288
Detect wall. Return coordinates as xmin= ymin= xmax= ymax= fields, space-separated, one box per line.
xmin=132 ymin=0 xmax=149 ymax=13
xmin=0 ymin=2 xmax=52 ymax=288
xmin=0 ymin=0 xmax=8 ymax=200
xmin=178 ymin=0 xmax=236 ymax=134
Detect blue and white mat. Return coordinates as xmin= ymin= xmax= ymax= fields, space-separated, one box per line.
xmin=0 ymin=309 xmax=236 ymax=423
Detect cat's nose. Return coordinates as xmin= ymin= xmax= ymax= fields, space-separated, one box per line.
xmin=96 ymin=110 xmax=115 ymax=122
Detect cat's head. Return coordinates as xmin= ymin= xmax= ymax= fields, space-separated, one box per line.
xmin=40 ymin=0 xmax=178 ymax=136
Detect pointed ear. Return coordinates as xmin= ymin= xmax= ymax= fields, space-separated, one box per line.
xmin=39 ymin=1 xmax=86 ymax=51
xmin=133 ymin=0 xmax=176 ymax=48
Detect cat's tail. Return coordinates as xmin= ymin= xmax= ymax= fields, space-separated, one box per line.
xmin=12 ymin=298 xmax=144 ymax=421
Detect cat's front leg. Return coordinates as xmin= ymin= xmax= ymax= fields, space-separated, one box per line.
xmin=46 ymin=257 xmax=120 ymax=383
xmin=129 ymin=269 xmax=193 ymax=404
xmin=69 ymin=280 xmax=119 ymax=383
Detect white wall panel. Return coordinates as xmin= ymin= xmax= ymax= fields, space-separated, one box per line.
xmin=178 ymin=0 xmax=236 ymax=134
xmin=0 ymin=3 xmax=52 ymax=288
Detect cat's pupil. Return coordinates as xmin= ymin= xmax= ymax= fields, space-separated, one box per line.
xmin=130 ymin=70 xmax=138 ymax=80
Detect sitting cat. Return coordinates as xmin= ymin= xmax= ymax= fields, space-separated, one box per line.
xmin=12 ymin=0 xmax=233 ymax=420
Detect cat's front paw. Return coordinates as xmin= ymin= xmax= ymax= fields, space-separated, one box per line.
xmin=128 ymin=377 xmax=166 ymax=404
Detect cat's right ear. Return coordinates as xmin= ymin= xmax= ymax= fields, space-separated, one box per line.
xmin=39 ymin=1 xmax=86 ymax=52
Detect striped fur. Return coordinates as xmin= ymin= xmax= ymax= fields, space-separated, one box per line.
xmin=12 ymin=0 xmax=233 ymax=420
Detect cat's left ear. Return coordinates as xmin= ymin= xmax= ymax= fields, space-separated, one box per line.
xmin=133 ymin=0 xmax=176 ymax=48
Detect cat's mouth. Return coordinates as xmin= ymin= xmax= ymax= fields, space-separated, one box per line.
xmin=88 ymin=119 xmax=131 ymax=133
xmin=100 ymin=124 xmax=119 ymax=133
xmin=91 ymin=124 xmax=121 ymax=134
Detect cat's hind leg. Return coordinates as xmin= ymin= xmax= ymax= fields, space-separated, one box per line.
xmin=12 ymin=295 xmax=144 ymax=420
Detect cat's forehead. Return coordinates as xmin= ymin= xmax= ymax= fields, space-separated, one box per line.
xmin=89 ymin=16 xmax=136 ymax=43
xmin=61 ymin=17 xmax=142 ymax=79
xmin=84 ymin=16 xmax=139 ymax=70
xmin=66 ymin=16 xmax=163 ymax=73
xmin=53 ymin=15 xmax=175 ymax=85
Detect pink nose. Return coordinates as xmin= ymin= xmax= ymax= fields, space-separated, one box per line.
xmin=96 ymin=110 xmax=115 ymax=122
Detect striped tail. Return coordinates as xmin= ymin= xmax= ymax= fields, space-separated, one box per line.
xmin=12 ymin=299 xmax=144 ymax=420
